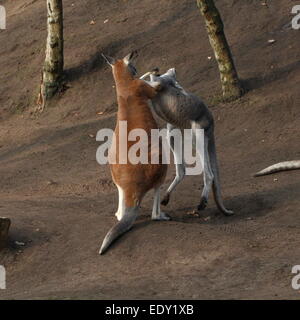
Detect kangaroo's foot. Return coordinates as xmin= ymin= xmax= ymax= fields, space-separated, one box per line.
xmin=221 ymin=208 xmax=234 ymax=216
xmin=198 ymin=197 xmax=208 ymax=211
xmin=152 ymin=211 xmax=171 ymax=221
xmin=115 ymin=211 xmax=122 ymax=221
xmin=153 ymin=188 xmax=171 ymax=221
xmin=161 ymin=193 xmax=170 ymax=206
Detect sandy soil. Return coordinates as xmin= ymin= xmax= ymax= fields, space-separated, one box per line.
xmin=0 ymin=0 xmax=299 ymax=299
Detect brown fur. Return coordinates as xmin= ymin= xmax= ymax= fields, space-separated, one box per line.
xmin=109 ymin=59 xmax=167 ymax=207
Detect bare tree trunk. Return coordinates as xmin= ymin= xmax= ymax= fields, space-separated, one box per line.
xmin=196 ymin=0 xmax=243 ymax=100
xmin=38 ymin=0 xmax=64 ymax=109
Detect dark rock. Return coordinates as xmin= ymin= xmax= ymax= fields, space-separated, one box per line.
xmin=0 ymin=218 xmax=11 ymax=251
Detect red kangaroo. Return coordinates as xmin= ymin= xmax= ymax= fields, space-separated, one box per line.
xmin=100 ymin=52 xmax=169 ymax=254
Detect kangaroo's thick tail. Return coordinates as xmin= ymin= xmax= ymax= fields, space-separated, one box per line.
xmin=99 ymin=206 xmax=139 ymax=255
xmin=208 ymin=131 xmax=234 ymax=216
xmin=254 ymin=160 xmax=300 ymax=177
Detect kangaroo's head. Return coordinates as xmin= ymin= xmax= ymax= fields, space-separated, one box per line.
xmin=162 ymin=68 xmax=177 ymax=82
xmin=149 ymin=68 xmax=177 ymax=87
xmin=102 ymin=51 xmax=138 ymax=82
xmin=150 ymin=68 xmax=187 ymax=95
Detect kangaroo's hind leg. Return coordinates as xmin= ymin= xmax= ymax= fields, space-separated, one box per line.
xmin=196 ymin=123 xmax=233 ymax=216
xmin=161 ymin=123 xmax=186 ymax=206
xmin=152 ymin=187 xmax=171 ymax=221
xmin=193 ymin=124 xmax=214 ymax=211
xmin=100 ymin=188 xmax=141 ymax=254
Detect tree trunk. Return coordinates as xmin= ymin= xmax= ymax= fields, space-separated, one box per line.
xmin=196 ymin=0 xmax=243 ymax=100
xmin=41 ymin=0 xmax=64 ymax=103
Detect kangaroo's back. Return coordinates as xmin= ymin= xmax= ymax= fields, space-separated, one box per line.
xmin=140 ymin=67 xmax=233 ymax=216
xmin=110 ymin=62 xmax=167 ymax=205
xmin=100 ymin=53 xmax=168 ymax=254
xmin=150 ymin=70 xmax=213 ymax=129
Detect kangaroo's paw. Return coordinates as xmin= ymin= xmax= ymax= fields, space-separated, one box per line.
xmin=161 ymin=193 xmax=170 ymax=206
xmin=152 ymin=212 xmax=171 ymax=221
xmin=198 ymin=197 xmax=208 ymax=211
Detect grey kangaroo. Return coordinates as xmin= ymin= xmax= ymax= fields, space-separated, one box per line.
xmin=140 ymin=68 xmax=233 ymax=216
xmin=254 ymin=160 xmax=300 ymax=176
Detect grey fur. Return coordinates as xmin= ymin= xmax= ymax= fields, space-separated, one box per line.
xmin=150 ymin=69 xmax=213 ymax=129
xmin=141 ymin=68 xmax=233 ymax=216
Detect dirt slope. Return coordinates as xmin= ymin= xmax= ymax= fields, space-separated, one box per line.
xmin=0 ymin=0 xmax=299 ymax=299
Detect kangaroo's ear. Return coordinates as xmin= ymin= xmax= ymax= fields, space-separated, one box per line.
xmin=123 ymin=50 xmax=138 ymax=65
xmin=101 ymin=53 xmax=115 ymax=66
xmin=167 ymin=68 xmax=177 ymax=79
